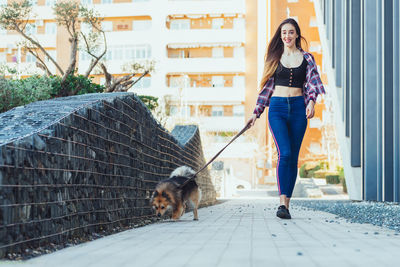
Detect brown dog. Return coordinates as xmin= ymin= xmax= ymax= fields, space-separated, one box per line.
xmin=150 ymin=166 xmax=201 ymax=220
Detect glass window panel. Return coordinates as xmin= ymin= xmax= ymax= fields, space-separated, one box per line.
xmin=45 ymin=22 xmax=57 ymax=35
xmin=101 ymin=21 xmax=113 ymax=32
xmin=133 ymin=20 xmax=151 ymax=31
xmin=212 ymin=18 xmax=224 ymax=29
xmin=212 ymin=106 xmax=224 ymax=117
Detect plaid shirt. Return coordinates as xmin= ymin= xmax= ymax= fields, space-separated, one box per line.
xmin=253 ymin=49 xmax=326 ymax=118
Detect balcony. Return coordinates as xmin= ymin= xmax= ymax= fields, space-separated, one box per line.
xmin=4 ymin=62 xmax=56 ymax=76
xmin=195 ymin=116 xmax=245 ymax=132
xmin=1 ymin=34 xmax=56 ymax=48
xmin=104 ymin=31 xmax=154 ymax=45
xmin=166 ymin=57 xmax=245 ymax=73
xmin=90 ymin=2 xmax=153 ymax=18
xmin=167 ymin=0 xmax=245 ymax=14
xmin=166 ymin=29 xmax=245 ymax=45
xmin=165 ymin=86 xmax=245 ymax=104
xmin=78 ymin=59 xmax=136 ymax=75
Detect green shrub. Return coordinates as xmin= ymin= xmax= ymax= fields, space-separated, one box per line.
xmin=313 ymin=170 xmax=327 ymax=178
xmin=314 ymin=170 xmax=340 ymax=179
xmin=299 ymin=164 xmax=307 ymax=178
xmin=319 ymin=161 xmax=329 ymax=170
xmin=50 ymin=75 xmax=104 ymax=97
xmin=0 ymin=76 xmax=53 ymax=113
xmin=0 ymin=75 xmax=105 ymax=113
xmin=299 ymin=163 xmax=321 ymax=178
xmin=326 ymin=175 xmax=340 ymax=184
xmin=138 ymin=95 xmax=158 ymax=112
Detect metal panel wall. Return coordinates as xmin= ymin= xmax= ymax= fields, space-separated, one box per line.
xmin=363 ymin=0 xmax=379 ymax=201
xmin=382 ymin=0 xmax=394 ymax=201
xmin=349 ymin=0 xmax=362 ymax=168
xmin=334 ymin=0 xmax=342 ymax=86
xmin=394 ymin=0 xmax=400 ymax=202
xmin=318 ymin=0 xmax=400 ymax=202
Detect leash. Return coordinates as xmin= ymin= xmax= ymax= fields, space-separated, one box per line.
xmin=178 ymin=121 xmax=252 ymax=188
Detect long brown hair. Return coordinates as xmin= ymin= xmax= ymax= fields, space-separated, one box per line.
xmin=259 ymin=18 xmax=308 ymax=90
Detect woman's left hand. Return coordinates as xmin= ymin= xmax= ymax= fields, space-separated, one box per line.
xmin=306 ymin=100 xmax=315 ymax=119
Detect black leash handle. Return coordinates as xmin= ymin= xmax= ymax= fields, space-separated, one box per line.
xmin=179 ymin=121 xmax=252 ymax=188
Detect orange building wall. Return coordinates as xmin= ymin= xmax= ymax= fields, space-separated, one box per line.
xmin=269 ymin=0 xmax=327 ymax=168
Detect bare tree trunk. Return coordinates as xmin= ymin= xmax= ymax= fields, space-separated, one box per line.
xmin=100 ymin=63 xmax=149 ymax=93
xmin=62 ymin=36 xmax=78 ymax=84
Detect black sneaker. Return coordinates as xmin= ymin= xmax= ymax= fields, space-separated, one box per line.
xmin=276 ymin=205 xmax=291 ymax=219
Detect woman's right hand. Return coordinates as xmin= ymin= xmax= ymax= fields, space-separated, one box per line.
xmin=247 ymin=114 xmax=257 ymax=128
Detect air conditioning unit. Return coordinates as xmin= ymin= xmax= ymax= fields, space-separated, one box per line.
xmin=36 ymin=20 xmax=43 ymax=26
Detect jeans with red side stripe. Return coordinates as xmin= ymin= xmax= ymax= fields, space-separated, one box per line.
xmin=267 ymin=96 xmax=308 ymax=198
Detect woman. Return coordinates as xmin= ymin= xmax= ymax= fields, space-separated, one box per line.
xmin=247 ymin=18 xmax=325 ymax=219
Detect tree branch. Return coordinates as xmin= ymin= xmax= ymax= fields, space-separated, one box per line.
xmin=82 ymin=30 xmax=107 ymax=77
xmin=25 ymin=47 xmax=53 ymax=76
xmin=13 ymin=24 xmax=64 ymax=75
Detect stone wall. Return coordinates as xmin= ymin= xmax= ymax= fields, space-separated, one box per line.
xmin=0 ymin=93 xmax=216 ymax=258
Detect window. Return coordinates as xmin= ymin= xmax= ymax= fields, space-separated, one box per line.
xmin=46 ymin=0 xmax=56 ymax=6
xmin=212 ymin=76 xmax=224 ymax=87
xmin=45 ymin=23 xmax=57 ymax=35
xmin=26 ymin=53 xmax=36 ymax=63
xmin=170 ymin=19 xmax=190 ymax=30
xmin=212 ymin=106 xmax=224 ymax=117
xmin=45 ymin=50 xmax=56 ymax=62
xmin=170 ymin=77 xmax=181 ymax=87
xmin=81 ymin=23 xmax=92 ymax=34
xmin=212 ymin=18 xmax=224 ymax=29
xmin=212 ymin=47 xmax=224 ymax=58
xmin=169 ymin=105 xmax=178 ymax=116
xmin=25 ymin=24 xmax=37 ymax=35
xmin=29 ymin=0 xmax=38 ymax=5
xmin=0 ymin=26 xmax=6 ymax=35
xmin=180 ymin=106 xmax=190 ymax=117
xmin=233 ymin=18 xmax=245 ymax=30
xmin=233 ymin=47 xmax=245 ymax=58
xmin=81 ymin=0 xmax=93 ymax=5
xmin=132 ymin=20 xmax=151 ymax=31
xmin=132 ymin=77 xmax=151 ymax=89
xmin=114 ymin=45 xmax=124 ymax=60
xmin=233 ymin=105 xmax=244 ymax=116
xmin=0 ymin=0 xmax=7 ymax=7
xmin=101 ymin=21 xmax=113 ymax=32
xmin=233 ymin=76 xmax=244 ymax=87
xmin=101 ymin=0 xmax=112 ymax=3
xmin=0 ymin=52 xmax=6 ymax=63
xmin=103 ymin=45 xmax=151 ymax=61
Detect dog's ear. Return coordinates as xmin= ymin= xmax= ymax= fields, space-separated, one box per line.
xmin=161 ymin=191 xmax=171 ymax=202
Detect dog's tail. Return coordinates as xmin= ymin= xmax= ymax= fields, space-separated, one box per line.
xmin=170 ymin=166 xmax=196 ymax=178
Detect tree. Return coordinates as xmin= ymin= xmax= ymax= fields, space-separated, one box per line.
xmin=0 ymin=0 xmax=153 ymax=95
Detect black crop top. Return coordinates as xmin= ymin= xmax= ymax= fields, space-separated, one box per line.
xmin=274 ymin=57 xmax=308 ymax=88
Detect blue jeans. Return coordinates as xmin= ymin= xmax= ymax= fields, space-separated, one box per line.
xmin=268 ymin=96 xmax=307 ymax=198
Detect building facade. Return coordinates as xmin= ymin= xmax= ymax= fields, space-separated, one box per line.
xmin=315 ymin=0 xmax=400 ymax=202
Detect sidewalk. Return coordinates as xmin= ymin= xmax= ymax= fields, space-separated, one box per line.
xmin=1 ymin=198 xmax=399 ymax=267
